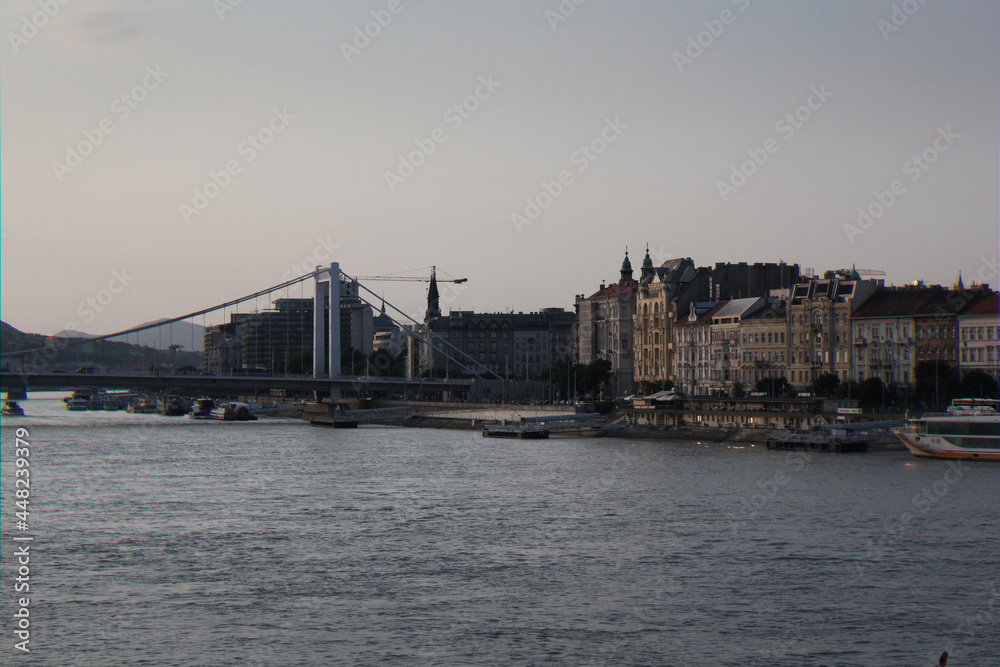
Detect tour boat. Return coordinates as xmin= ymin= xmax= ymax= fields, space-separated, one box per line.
xmin=893 ymin=398 xmax=999 ymax=461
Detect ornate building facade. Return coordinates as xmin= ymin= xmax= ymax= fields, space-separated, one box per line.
xmin=633 ymin=254 xmax=701 ymax=389
xmin=575 ymin=251 xmax=639 ymax=397
xmin=787 ymin=271 xmax=877 ymax=387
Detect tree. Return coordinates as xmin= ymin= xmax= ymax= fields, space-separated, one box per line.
xmin=369 ymin=349 xmax=404 ymax=377
xmin=754 ymin=376 xmax=788 ymax=398
xmin=914 ymin=360 xmax=960 ymax=410
xmin=567 ymin=359 xmax=613 ymax=398
xmin=731 ymin=380 xmax=747 ymax=398
xmin=811 ymin=372 xmax=841 ymax=398
xmin=551 ymin=356 xmax=572 ymax=400
xmin=959 ymin=369 xmax=999 ymax=399
xmin=274 ymin=351 xmax=311 ymax=375
xmin=589 ymin=359 xmax=612 ymax=396
xmin=858 ymin=377 xmax=885 ymax=410
xmin=341 ymin=346 xmax=367 ymax=376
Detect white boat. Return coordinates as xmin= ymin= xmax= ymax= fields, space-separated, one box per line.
xmin=893 ymin=398 xmax=999 ymax=461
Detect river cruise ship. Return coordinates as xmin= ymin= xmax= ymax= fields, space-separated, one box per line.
xmin=893 ymin=398 xmax=999 ymax=461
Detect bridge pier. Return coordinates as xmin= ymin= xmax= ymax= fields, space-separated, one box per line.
xmin=5 ymin=388 xmax=27 ymax=400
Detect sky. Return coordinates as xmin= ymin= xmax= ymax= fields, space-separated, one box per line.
xmin=1 ymin=0 xmax=998 ymax=337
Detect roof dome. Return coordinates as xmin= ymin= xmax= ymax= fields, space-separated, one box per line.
xmin=621 ymin=250 xmax=632 ymax=273
xmin=642 ymin=249 xmax=654 ymax=270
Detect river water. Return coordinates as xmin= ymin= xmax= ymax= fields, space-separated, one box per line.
xmin=2 ymin=393 xmax=997 ymax=666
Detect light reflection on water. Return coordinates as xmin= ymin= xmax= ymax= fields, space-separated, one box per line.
xmin=1 ymin=394 xmax=998 ymax=665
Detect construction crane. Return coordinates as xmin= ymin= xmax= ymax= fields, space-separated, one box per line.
xmin=352 ymin=266 xmax=467 ymax=284
xmin=842 ymin=267 xmax=887 ymax=277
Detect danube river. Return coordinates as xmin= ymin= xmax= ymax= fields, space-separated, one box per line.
xmin=2 ymin=393 xmax=997 ymax=666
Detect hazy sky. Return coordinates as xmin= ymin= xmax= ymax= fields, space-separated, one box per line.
xmin=2 ymin=0 xmax=998 ymax=336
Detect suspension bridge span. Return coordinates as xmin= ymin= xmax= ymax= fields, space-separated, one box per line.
xmin=1 ymin=263 xmax=488 ymax=401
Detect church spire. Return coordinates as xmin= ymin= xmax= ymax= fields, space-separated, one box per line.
xmin=619 ymin=248 xmax=634 ymax=284
xmin=640 ymin=243 xmax=655 ymax=283
xmin=425 ymin=266 xmax=441 ymax=321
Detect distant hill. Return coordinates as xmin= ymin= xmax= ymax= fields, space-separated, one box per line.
xmin=52 ymin=329 xmax=95 ymax=339
xmin=49 ymin=320 xmax=205 ymax=352
xmin=108 ymin=319 xmax=205 ymax=352
xmin=0 ymin=321 xmax=39 ymax=350
xmin=1 ymin=320 xmax=203 ymax=373
xmin=3 ymin=318 xmax=204 ymax=356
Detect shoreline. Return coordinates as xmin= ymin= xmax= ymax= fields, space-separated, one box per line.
xmin=382 ymin=414 xmax=905 ymax=449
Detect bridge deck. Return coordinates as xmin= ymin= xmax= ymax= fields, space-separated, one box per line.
xmin=0 ymin=372 xmax=472 ymax=394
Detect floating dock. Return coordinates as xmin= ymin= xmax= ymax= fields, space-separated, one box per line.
xmin=311 ymin=418 xmax=360 ymax=429
xmin=766 ymin=436 xmax=868 ymax=453
xmin=483 ymin=426 xmax=550 ymax=439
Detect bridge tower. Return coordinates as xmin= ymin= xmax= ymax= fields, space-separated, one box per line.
xmin=313 ymin=262 xmax=341 ymax=399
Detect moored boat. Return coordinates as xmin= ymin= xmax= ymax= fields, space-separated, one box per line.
xmin=2 ymin=401 xmax=25 ymax=416
xmin=210 ymin=402 xmax=258 ymax=421
xmin=188 ymin=398 xmax=216 ymax=419
xmin=65 ymin=397 xmax=89 ymax=411
xmin=893 ymin=398 xmax=999 ymax=461
xmin=159 ymin=395 xmax=188 ymax=416
xmin=126 ymin=398 xmax=158 ymax=414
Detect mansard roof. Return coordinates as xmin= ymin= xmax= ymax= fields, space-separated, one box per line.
xmin=588 ymin=282 xmax=639 ymax=300
xmin=850 ymin=287 xmax=937 ymax=319
xmin=961 ymin=293 xmax=998 ymax=316
xmin=711 ymin=297 xmax=764 ymax=321
xmin=674 ymin=302 xmax=723 ymax=327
